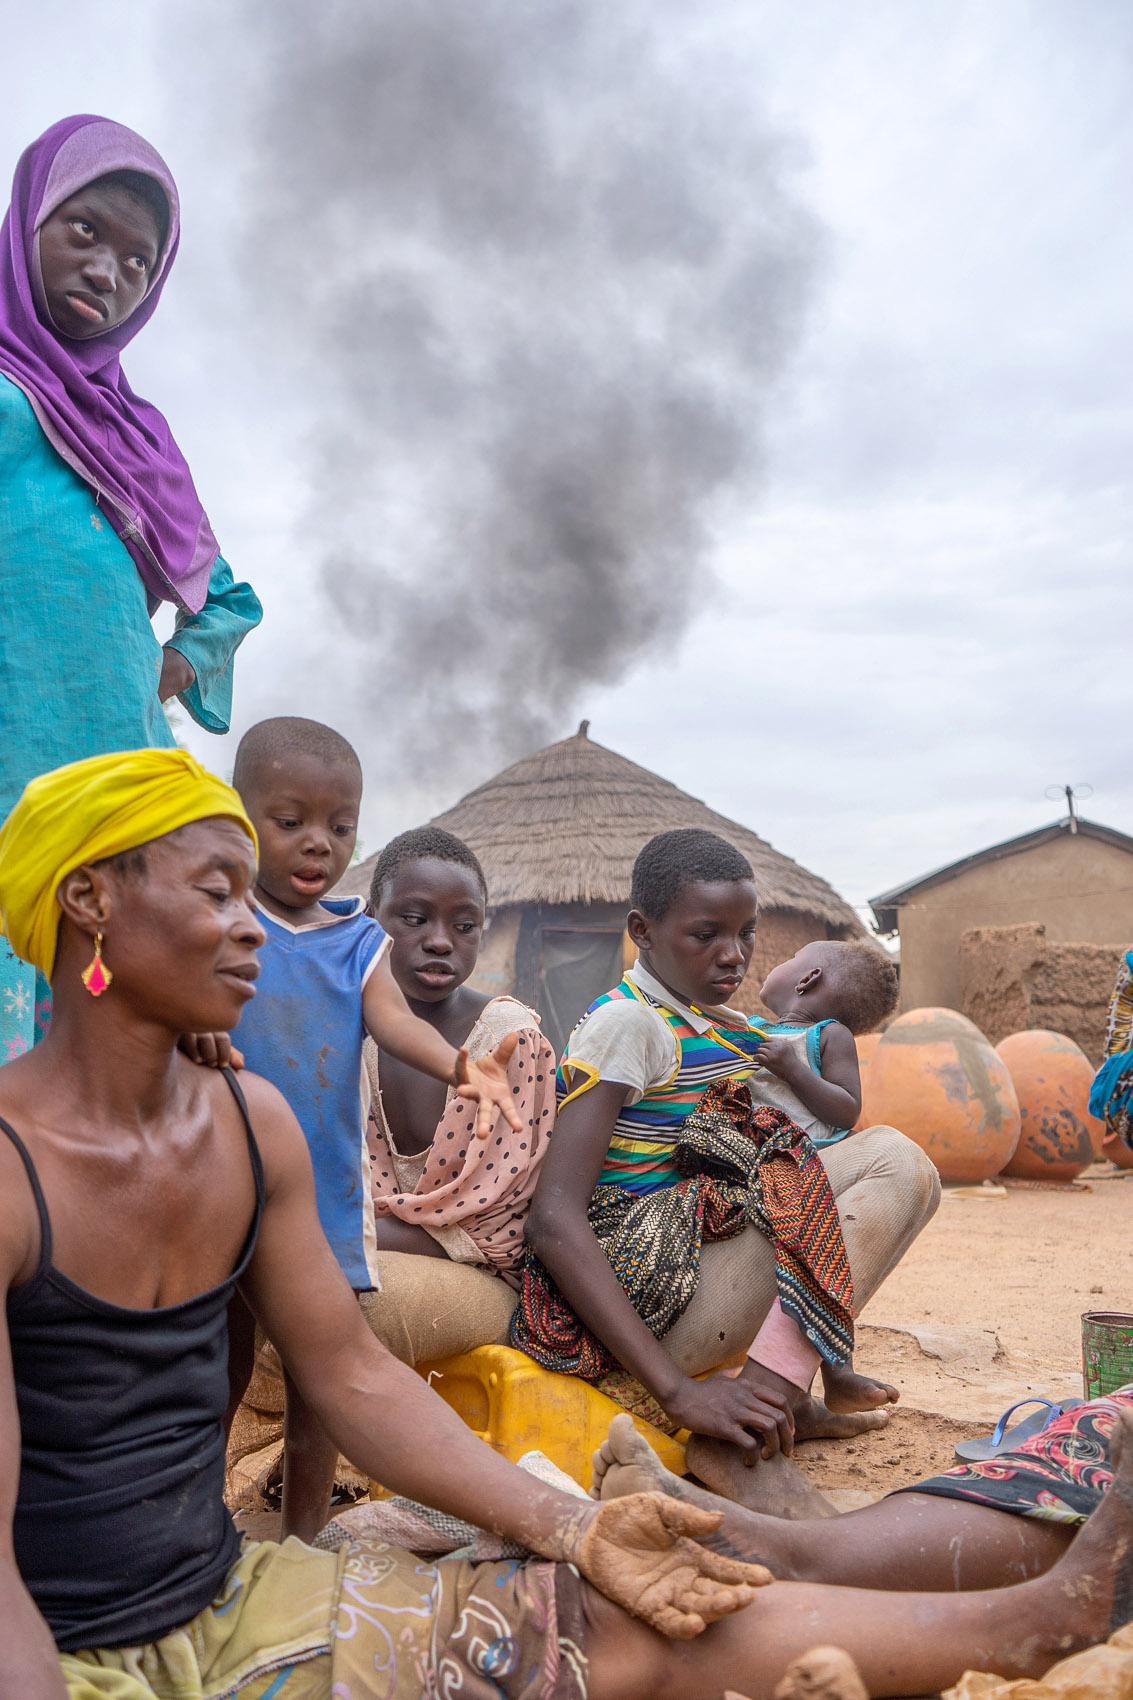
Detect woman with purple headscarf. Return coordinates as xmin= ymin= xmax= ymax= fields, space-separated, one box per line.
xmin=0 ymin=115 xmax=263 ymax=1059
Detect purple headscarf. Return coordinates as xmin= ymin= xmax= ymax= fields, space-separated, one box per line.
xmin=0 ymin=115 xmax=217 ymax=612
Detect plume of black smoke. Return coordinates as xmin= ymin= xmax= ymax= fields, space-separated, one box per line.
xmin=225 ymin=0 xmax=821 ymax=786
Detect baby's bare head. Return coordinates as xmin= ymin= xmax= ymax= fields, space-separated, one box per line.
xmin=761 ymin=938 xmax=898 ymax=1035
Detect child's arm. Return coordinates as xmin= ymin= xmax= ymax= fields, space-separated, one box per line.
xmin=525 ymin=1084 xmax=794 ymax=1457
xmin=754 ymin=1021 xmax=861 ymax=1129
xmin=362 ymin=953 xmax=523 ymax=1137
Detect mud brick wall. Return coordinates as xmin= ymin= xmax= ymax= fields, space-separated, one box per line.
xmin=959 ymin=923 xmax=1126 ymax=1062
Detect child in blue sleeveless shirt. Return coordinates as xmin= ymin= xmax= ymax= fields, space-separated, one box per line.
xmin=232 ymin=717 xmax=523 ymax=1541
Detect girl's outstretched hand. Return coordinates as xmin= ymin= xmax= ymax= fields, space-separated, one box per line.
xmin=564 ymin=1494 xmax=771 ymax=1639
xmin=453 ymin=1033 xmax=524 ymax=1137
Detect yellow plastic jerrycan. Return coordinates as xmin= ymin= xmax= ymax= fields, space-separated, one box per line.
xmin=414 ymin=1344 xmax=688 ymax=1492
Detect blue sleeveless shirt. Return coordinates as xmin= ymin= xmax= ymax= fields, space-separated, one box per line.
xmin=235 ymin=897 xmax=388 ymax=1289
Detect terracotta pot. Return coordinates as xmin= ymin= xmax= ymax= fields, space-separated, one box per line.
xmin=995 ymin=1030 xmax=1106 ymax=1183
xmin=867 ymin=1007 xmax=1021 ymax=1182
xmin=853 ymin=1031 xmax=883 ymax=1131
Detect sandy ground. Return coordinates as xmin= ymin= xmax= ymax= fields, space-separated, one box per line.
xmin=796 ymin=1162 xmax=1133 ymax=1506
xmin=235 ymin=1163 xmax=1133 ymax=1536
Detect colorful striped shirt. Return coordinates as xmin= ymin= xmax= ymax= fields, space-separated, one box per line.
xmin=558 ymin=961 xmax=769 ymax=1194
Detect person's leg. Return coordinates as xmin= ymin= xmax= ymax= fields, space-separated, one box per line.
xmin=280 ymin=1366 xmax=340 ymax=1543
xmin=817 ymin=1125 xmax=940 ymax=1411
xmin=662 ymin=1126 xmax=938 ymax=1379
xmin=661 ymin=1127 xmax=939 ymax=1505
xmin=582 ymin=1410 xmax=1133 ymax=1699
xmin=593 ymin=1413 xmax=1072 ymax=1591
xmin=664 ymin=1238 xmax=887 ymax=1510
xmin=358 ymin=1251 xmax=516 ymax=1366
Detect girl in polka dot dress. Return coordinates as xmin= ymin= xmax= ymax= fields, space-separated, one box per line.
xmin=366 ymin=827 xmax=555 ymax=1280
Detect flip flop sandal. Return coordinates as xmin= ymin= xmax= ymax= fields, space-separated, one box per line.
xmin=953 ymin=1396 xmax=1084 ymax=1464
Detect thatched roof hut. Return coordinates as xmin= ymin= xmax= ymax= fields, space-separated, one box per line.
xmin=343 ymin=723 xmax=863 ymax=1051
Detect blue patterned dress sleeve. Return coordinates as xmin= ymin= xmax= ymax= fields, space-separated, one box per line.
xmin=165 ymin=555 xmax=263 ymax=734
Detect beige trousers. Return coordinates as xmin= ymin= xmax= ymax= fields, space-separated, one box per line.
xmin=359 ymin=1254 xmax=516 ymax=1366
xmin=360 ymin=1126 xmax=940 ymax=1376
xmin=661 ymin=1125 xmax=941 ymax=1376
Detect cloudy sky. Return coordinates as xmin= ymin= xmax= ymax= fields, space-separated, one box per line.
xmin=5 ymin=1 xmax=1130 ymax=920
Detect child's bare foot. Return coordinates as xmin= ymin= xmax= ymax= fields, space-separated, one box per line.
xmin=593 ymin=1414 xmax=792 ymax=1568
xmin=739 ymin=1358 xmax=891 ymax=1445
xmin=791 ymin=1392 xmax=891 ymax=1442
xmin=685 ymin=1434 xmax=838 ymax=1520
xmin=820 ymin=1360 xmax=899 ymax=1415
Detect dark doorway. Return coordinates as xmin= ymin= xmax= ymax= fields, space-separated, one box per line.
xmin=537 ymin=928 xmax=626 ymax=1058
xmin=515 ymin=903 xmax=629 ymax=1058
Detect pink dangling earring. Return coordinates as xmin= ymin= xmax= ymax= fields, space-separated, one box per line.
xmin=81 ymin=933 xmax=113 ymax=997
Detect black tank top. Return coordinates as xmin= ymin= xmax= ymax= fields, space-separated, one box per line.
xmin=4 ymin=1070 xmax=264 ymax=1652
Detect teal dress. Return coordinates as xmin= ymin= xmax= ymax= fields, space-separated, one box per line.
xmin=0 ymin=374 xmax=262 ymax=1055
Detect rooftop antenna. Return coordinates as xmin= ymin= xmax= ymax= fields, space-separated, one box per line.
xmin=1045 ymin=782 xmax=1093 ymax=834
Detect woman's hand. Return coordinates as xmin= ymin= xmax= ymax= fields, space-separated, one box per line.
xmin=158 ymin=647 xmax=196 ymax=702
xmin=562 ymin=1494 xmax=771 ymax=1639
xmin=178 ymin=1031 xmax=244 ymax=1070
xmin=663 ymin=1368 xmax=795 ymax=1458
xmin=453 ymin=1034 xmax=524 ymax=1137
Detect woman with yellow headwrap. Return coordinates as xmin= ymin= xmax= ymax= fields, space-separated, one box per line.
xmin=0 ymin=747 xmax=771 ymax=1697
xmin=2 ymin=748 xmax=1133 ymax=1700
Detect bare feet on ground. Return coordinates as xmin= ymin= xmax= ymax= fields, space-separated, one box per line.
xmin=820 ymin=1360 xmax=899 ymax=1416
xmin=791 ymin=1390 xmax=891 ymax=1442
xmin=741 ymin=1358 xmax=893 ymax=1445
xmin=592 ymin=1411 xmax=836 ymax=1524
xmin=672 ymin=1359 xmax=891 ymax=1511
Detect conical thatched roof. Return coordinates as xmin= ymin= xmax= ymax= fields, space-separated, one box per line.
xmin=342 ymin=725 xmax=861 ymax=930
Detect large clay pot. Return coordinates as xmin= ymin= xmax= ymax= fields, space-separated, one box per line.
xmin=854 ymin=1031 xmax=883 ymax=1131
xmin=866 ymin=1007 xmax=1021 ymax=1182
xmin=995 ymin=1031 xmax=1106 ymax=1182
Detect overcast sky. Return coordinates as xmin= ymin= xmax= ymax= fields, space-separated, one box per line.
xmin=5 ymin=1 xmax=1131 ymax=920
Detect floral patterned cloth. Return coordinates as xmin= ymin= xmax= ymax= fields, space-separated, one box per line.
xmin=59 ymin=1535 xmax=587 ymax=1699
xmin=895 ymin=1387 xmax=1133 ymax=1526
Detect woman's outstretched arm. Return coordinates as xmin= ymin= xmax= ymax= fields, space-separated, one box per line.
xmin=236 ymin=1071 xmax=766 ymax=1638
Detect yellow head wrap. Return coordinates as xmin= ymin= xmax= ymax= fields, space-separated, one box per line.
xmin=0 ymin=749 xmax=258 ymax=978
